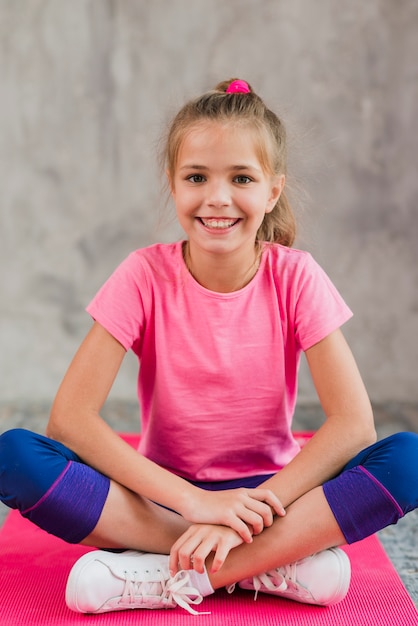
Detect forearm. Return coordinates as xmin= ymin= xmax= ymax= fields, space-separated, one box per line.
xmin=47 ymin=408 xmax=285 ymax=540
xmin=47 ymin=323 xmax=282 ymax=539
xmin=260 ymin=414 xmax=377 ymax=509
xmin=46 ymin=322 xmax=202 ymax=517
xmin=262 ymin=330 xmax=376 ymax=509
xmin=47 ymin=409 xmax=199 ymax=516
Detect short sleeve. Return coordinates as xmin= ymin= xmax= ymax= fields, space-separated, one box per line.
xmin=294 ymin=254 xmax=353 ymax=351
xmin=86 ymin=251 xmax=147 ymax=353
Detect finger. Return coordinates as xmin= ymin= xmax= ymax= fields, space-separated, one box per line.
xmin=246 ymin=488 xmax=286 ymax=517
xmin=169 ymin=541 xmax=181 ymax=575
xmin=226 ymin=516 xmax=253 ymax=543
xmin=191 ymin=544 xmax=211 ymax=574
xmin=242 ymin=497 xmax=274 ymax=529
xmin=237 ymin=507 xmax=265 ymax=535
xmin=228 ymin=495 xmax=272 ymax=534
xmin=210 ymin=541 xmax=232 ymax=574
xmin=170 ymin=531 xmax=198 ymax=574
xmin=192 ymin=534 xmax=230 ymax=574
xmin=177 ymin=537 xmax=205 ymax=572
xmin=169 ymin=546 xmax=180 ymax=576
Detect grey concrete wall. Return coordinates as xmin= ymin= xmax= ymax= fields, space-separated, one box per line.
xmin=1 ymin=0 xmax=417 ymax=406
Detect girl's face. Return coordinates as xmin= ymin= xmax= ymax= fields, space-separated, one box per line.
xmin=170 ymin=122 xmax=284 ymax=261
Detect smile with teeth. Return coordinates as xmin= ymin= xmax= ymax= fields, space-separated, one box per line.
xmin=199 ymin=217 xmax=240 ymax=229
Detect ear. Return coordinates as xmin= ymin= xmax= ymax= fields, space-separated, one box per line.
xmin=265 ymin=174 xmax=285 ymax=213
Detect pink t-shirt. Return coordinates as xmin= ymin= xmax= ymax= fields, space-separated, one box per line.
xmin=87 ymin=242 xmax=352 ymax=481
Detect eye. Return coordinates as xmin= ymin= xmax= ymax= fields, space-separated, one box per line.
xmin=234 ymin=175 xmax=252 ymax=184
xmin=187 ymin=174 xmax=206 ymax=183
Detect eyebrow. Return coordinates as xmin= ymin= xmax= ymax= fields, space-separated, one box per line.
xmin=179 ymin=164 xmax=261 ymax=172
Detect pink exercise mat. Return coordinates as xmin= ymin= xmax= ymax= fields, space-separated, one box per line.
xmin=0 ymin=433 xmax=416 ymax=625
xmin=0 ymin=512 xmax=416 ymax=625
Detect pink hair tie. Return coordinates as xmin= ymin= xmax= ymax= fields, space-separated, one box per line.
xmin=226 ymin=79 xmax=251 ymax=94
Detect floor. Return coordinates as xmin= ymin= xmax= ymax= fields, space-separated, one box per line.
xmin=1 ymin=400 xmax=417 ymax=606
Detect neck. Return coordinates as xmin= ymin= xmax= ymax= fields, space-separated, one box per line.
xmin=182 ymin=241 xmax=262 ymax=293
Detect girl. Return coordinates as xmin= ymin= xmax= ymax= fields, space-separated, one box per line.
xmin=1 ymin=78 xmax=417 ymax=616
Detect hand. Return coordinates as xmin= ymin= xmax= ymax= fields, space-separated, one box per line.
xmin=170 ymin=524 xmax=244 ymax=575
xmin=180 ymin=487 xmax=285 ymax=544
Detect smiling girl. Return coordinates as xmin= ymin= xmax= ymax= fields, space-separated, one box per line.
xmin=172 ymin=121 xmax=285 ymax=292
xmin=0 ymin=78 xmax=417 ymax=616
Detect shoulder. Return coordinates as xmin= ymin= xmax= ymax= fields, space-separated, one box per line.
xmin=264 ymin=242 xmax=312 ymax=262
xmin=262 ymin=243 xmax=316 ymax=280
xmin=120 ymin=242 xmax=183 ymax=280
xmin=125 ymin=241 xmax=181 ymax=265
xmin=261 ymin=243 xmax=347 ymax=304
xmin=90 ymin=242 xmax=182 ymax=303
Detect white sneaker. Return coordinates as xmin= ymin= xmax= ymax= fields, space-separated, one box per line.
xmin=236 ymin=548 xmax=351 ymax=606
xmin=65 ymin=550 xmax=207 ymax=615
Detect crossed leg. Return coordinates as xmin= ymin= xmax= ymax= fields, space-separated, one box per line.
xmin=82 ymin=479 xmax=346 ymax=590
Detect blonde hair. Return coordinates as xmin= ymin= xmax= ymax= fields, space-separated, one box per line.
xmin=164 ymin=78 xmax=296 ymax=247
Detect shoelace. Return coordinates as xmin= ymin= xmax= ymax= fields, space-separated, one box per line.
xmin=118 ymin=568 xmax=209 ymax=615
xmin=227 ymin=562 xmax=309 ymax=602
xmin=254 ymin=561 xmax=313 ymax=602
xmin=253 ymin=564 xmax=294 ymax=599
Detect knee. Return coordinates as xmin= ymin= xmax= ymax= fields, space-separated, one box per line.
xmin=372 ymin=432 xmax=418 ymax=514
xmin=0 ymin=428 xmax=74 ymax=511
xmin=384 ymin=431 xmax=418 ymax=462
xmin=0 ymin=428 xmax=50 ymax=469
xmin=0 ymin=428 xmax=36 ymax=472
xmin=0 ymin=429 xmax=40 ymax=507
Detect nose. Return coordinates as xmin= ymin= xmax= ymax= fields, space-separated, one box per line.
xmin=205 ymin=179 xmax=231 ymax=209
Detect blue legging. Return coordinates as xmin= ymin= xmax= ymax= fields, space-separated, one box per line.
xmin=0 ymin=428 xmax=417 ymax=545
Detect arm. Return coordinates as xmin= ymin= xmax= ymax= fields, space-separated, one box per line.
xmin=259 ymin=328 xmax=377 ymax=507
xmin=171 ymin=328 xmax=376 ymax=574
xmin=47 ymin=322 xmax=284 ymax=539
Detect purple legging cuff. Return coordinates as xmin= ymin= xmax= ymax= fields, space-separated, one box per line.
xmin=323 ymin=465 xmax=404 ymax=544
xmin=22 ymin=460 xmax=110 ymax=544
